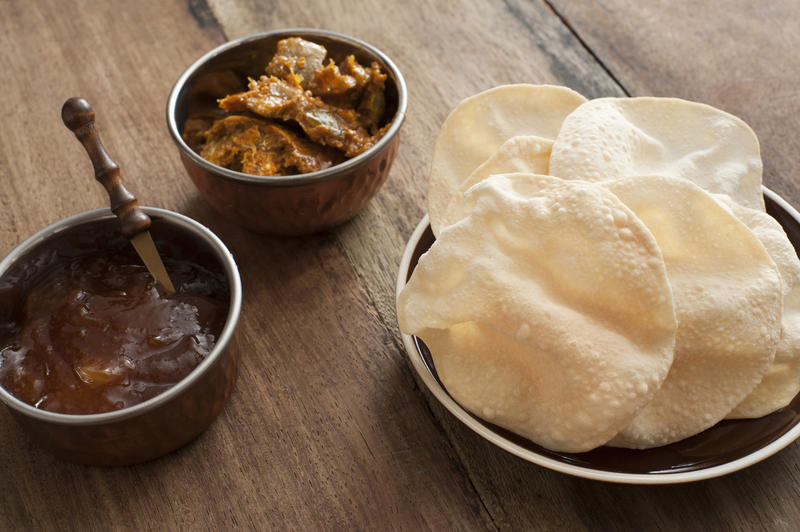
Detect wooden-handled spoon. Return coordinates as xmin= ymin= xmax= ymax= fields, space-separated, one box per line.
xmin=61 ymin=97 xmax=175 ymax=294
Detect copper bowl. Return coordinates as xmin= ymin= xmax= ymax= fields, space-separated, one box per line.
xmin=166 ymin=29 xmax=407 ymax=235
xmin=0 ymin=207 xmax=242 ymax=465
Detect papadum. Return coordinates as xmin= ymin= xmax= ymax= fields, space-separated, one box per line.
xmin=549 ymin=97 xmax=765 ymax=210
xmin=603 ymin=176 xmax=782 ymax=448
xmin=427 ymin=84 xmax=585 ymax=236
xmin=398 ymin=174 xmax=677 ymax=452
xmin=711 ymin=195 xmax=800 ymax=419
xmin=438 ymin=135 xmax=552 ymax=230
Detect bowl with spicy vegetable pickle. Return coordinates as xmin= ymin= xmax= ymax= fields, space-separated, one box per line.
xmin=0 ymin=207 xmax=242 ymax=465
xmin=167 ymin=29 xmax=408 ymax=235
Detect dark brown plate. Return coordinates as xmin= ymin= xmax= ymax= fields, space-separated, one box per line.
xmin=396 ymin=187 xmax=800 ymax=483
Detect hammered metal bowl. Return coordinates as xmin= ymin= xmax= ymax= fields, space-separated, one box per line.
xmin=166 ymin=29 xmax=407 ymax=235
xmin=0 ymin=207 xmax=242 ymax=465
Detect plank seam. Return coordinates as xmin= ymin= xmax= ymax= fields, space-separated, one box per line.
xmin=187 ymin=0 xmax=225 ymax=35
xmin=541 ymin=0 xmax=631 ymax=97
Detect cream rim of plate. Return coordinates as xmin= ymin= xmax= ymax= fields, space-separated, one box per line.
xmin=395 ymin=187 xmax=800 ymax=484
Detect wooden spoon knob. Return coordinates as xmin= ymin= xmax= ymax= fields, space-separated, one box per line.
xmin=61 ymin=97 xmax=151 ymax=239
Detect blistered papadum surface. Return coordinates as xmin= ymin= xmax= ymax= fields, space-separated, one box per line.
xmin=398 ymin=174 xmax=676 ymax=452
xmin=549 ymin=98 xmax=765 ymax=210
xmin=712 ymin=196 xmax=800 ymax=419
xmin=427 ymin=85 xmax=586 ymax=236
xmin=604 ymin=176 xmax=782 ymax=448
xmin=438 ymin=135 xmax=552 ymax=231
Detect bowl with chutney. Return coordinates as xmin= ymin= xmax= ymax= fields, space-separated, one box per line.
xmin=0 ymin=207 xmax=242 ymax=465
xmin=167 ymin=29 xmax=408 ymax=235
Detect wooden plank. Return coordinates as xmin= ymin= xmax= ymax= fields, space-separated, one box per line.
xmin=0 ymin=0 xmax=495 ymax=530
xmin=204 ymin=0 xmax=616 ymax=530
xmin=548 ymin=0 xmax=800 ymax=203
xmin=210 ymin=0 xmax=800 ymax=530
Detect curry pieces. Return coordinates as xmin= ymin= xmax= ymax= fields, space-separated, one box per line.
xmin=184 ymin=37 xmax=390 ymax=176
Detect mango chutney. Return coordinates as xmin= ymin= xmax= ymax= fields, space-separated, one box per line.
xmin=0 ymin=220 xmax=229 ymax=415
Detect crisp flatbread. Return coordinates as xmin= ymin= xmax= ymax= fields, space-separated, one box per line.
xmin=604 ymin=176 xmax=782 ymax=448
xmin=549 ymin=97 xmax=765 ymax=210
xmin=438 ymin=135 xmax=552 ymax=231
xmin=711 ymin=195 xmax=800 ymax=418
xmin=399 ymin=173 xmax=676 ymax=452
xmin=427 ymin=84 xmax=586 ymax=236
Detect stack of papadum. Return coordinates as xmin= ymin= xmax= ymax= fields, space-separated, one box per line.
xmin=396 ymin=85 xmax=800 ymax=452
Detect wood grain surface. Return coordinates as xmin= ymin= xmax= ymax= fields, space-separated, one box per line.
xmin=1 ymin=0 xmax=799 ymax=530
xmin=549 ymin=0 xmax=800 ymax=203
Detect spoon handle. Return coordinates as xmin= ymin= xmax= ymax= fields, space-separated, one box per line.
xmin=61 ymin=97 xmax=151 ymax=239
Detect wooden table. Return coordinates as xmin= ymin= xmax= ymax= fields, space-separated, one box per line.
xmin=2 ymin=0 xmax=799 ymax=529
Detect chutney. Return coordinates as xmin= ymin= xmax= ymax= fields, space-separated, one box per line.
xmin=0 ymin=219 xmax=229 ymax=415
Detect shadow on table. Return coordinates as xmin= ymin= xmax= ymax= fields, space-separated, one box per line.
xmin=430 ymin=403 xmax=796 ymax=531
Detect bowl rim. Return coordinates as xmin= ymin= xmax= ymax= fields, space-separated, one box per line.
xmin=165 ymin=28 xmax=408 ymax=188
xmin=0 ymin=207 xmax=243 ymax=426
xmin=395 ymin=186 xmax=800 ymax=484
